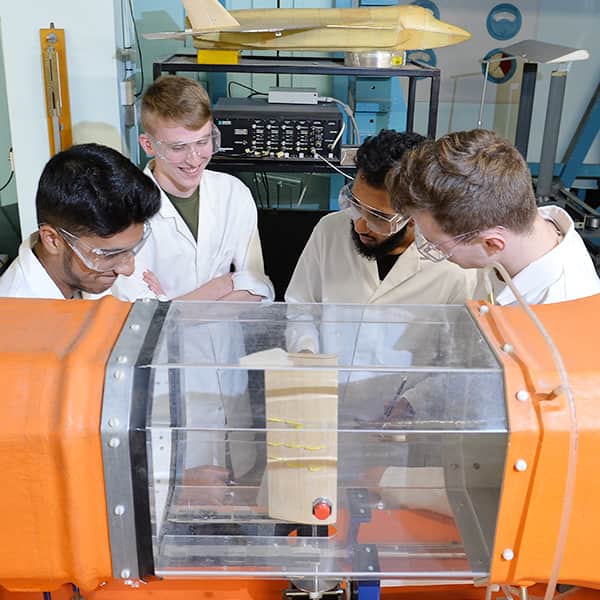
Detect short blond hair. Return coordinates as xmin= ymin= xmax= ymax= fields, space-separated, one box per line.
xmin=141 ymin=75 xmax=212 ymax=135
xmin=387 ymin=129 xmax=537 ymax=236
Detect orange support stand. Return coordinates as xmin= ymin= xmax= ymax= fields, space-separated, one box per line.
xmin=40 ymin=24 xmax=72 ymax=156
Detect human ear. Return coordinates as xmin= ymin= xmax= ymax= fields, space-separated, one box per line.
xmin=38 ymin=224 xmax=62 ymax=256
xmin=139 ymin=133 xmax=155 ymax=157
xmin=480 ymin=230 xmax=506 ymax=256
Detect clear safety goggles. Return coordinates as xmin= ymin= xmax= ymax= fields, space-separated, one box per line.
xmin=150 ymin=123 xmax=221 ymax=163
xmin=339 ymin=183 xmax=410 ymax=236
xmin=414 ymin=223 xmax=479 ymax=262
xmin=57 ymin=221 xmax=151 ymax=272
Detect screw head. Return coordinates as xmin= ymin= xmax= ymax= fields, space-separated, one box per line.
xmin=130 ymin=323 xmax=140 ymax=332
xmin=117 ymin=355 xmax=128 ymax=364
xmin=108 ymin=417 xmax=120 ymax=428
xmin=120 ymin=569 xmax=131 ymax=579
xmin=502 ymin=548 xmax=514 ymax=561
xmin=502 ymin=343 xmax=514 ymax=353
xmin=479 ymin=305 xmax=490 ymax=315
xmin=516 ymin=390 xmax=530 ymax=402
xmin=514 ymin=459 xmax=528 ymax=472
xmin=114 ymin=504 xmax=126 ymax=516
xmin=113 ymin=370 xmax=124 ymax=380
xmin=108 ymin=437 xmax=120 ymax=448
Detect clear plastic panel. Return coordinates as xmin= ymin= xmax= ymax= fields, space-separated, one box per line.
xmin=144 ymin=302 xmax=507 ymax=582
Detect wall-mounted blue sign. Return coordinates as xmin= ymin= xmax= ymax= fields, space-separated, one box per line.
xmin=482 ymin=47 xmax=517 ymax=84
xmin=487 ymin=3 xmax=522 ymax=41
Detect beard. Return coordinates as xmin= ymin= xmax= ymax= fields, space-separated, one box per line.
xmin=351 ymin=223 xmax=409 ymax=259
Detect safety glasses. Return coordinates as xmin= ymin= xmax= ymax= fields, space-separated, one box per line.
xmin=57 ymin=221 xmax=151 ymax=272
xmin=150 ymin=123 xmax=221 ymax=163
xmin=338 ymin=183 xmax=410 ymax=236
xmin=414 ymin=223 xmax=479 ymax=262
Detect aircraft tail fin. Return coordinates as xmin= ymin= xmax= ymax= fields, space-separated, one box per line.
xmin=183 ymin=0 xmax=240 ymax=31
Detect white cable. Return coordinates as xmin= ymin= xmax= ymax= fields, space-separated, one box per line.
xmin=312 ymin=151 xmax=355 ymax=181
xmin=330 ymin=120 xmax=346 ymax=151
xmin=490 ymin=261 xmax=577 ymax=600
xmin=318 ymin=96 xmax=361 ymax=145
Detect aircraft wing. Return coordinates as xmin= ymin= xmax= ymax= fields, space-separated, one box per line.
xmin=144 ymin=22 xmax=396 ymax=40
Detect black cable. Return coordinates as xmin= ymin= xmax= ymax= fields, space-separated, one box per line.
xmin=127 ymin=0 xmax=145 ymax=97
xmin=227 ymin=80 xmax=267 ymax=98
xmin=0 ymin=169 xmax=13 ymax=192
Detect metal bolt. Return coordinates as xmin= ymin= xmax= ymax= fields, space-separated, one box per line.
xmin=117 ymin=355 xmax=128 ymax=364
xmin=108 ymin=437 xmax=120 ymax=448
xmin=502 ymin=548 xmax=514 ymax=561
xmin=114 ymin=504 xmax=126 ymax=516
xmin=367 ymin=565 xmax=374 ymax=571
xmin=120 ymin=569 xmax=131 ymax=579
xmin=113 ymin=370 xmax=124 ymax=380
xmin=130 ymin=323 xmax=140 ymax=332
xmin=502 ymin=344 xmax=514 ymax=353
xmin=516 ymin=390 xmax=530 ymax=402
xmin=479 ymin=305 xmax=490 ymax=315
xmin=514 ymin=459 xmax=528 ymax=472
xmin=108 ymin=417 xmax=120 ymax=428
xmin=365 ymin=546 xmax=371 ymax=553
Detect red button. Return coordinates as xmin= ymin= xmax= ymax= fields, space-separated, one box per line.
xmin=313 ymin=501 xmax=332 ymax=520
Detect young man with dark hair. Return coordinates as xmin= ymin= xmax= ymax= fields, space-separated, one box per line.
xmin=285 ymin=129 xmax=476 ymax=308
xmin=111 ymin=75 xmax=274 ymax=302
xmin=0 ymin=143 xmax=160 ymax=299
xmin=388 ymin=129 xmax=600 ymax=304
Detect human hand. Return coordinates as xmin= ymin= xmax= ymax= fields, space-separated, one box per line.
xmin=220 ymin=290 xmax=262 ymax=302
xmin=143 ymin=269 xmax=165 ymax=296
xmin=176 ymin=465 xmax=232 ymax=506
xmin=178 ymin=273 xmax=234 ymax=301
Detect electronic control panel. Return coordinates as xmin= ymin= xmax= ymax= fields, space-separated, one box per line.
xmin=213 ymin=97 xmax=343 ymax=161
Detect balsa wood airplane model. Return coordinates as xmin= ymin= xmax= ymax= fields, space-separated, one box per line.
xmin=145 ymin=0 xmax=471 ymax=52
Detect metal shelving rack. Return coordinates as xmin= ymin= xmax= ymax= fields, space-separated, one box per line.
xmin=152 ymin=54 xmax=440 ymax=173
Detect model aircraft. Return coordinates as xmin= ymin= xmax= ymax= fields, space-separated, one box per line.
xmin=144 ymin=0 xmax=471 ymax=52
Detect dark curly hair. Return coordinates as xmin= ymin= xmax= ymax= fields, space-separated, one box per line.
xmin=355 ymin=129 xmax=426 ymax=188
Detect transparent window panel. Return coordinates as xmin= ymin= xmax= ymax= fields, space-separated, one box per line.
xmin=144 ymin=302 xmax=507 ymax=582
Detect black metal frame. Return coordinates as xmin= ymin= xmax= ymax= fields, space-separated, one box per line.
xmin=152 ymin=54 xmax=440 ymax=173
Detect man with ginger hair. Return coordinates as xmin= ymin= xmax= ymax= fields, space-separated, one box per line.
xmin=387 ymin=128 xmax=600 ymax=305
xmin=111 ymin=75 xmax=274 ymax=302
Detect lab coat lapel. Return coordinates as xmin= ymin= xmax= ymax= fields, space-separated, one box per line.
xmin=369 ymin=243 xmax=420 ymax=303
xmin=195 ymin=174 xmax=217 ymax=278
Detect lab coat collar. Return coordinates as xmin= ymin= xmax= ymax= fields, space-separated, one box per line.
xmin=20 ymin=233 xmax=65 ymax=299
xmin=495 ymin=206 xmax=574 ymax=305
xmin=369 ymin=241 xmax=421 ymax=302
xmin=144 ymin=161 xmax=198 ymax=246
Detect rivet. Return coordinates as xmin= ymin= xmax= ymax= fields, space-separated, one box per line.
xmin=108 ymin=417 xmax=120 ymax=428
xmin=113 ymin=370 xmax=124 ymax=380
xmin=114 ymin=504 xmax=126 ymax=516
xmin=502 ymin=548 xmax=514 ymax=561
xmin=120 ymin=569 xmax=131 ymax=579
xmin=502 ymin=344 xmax=514 ymax=353
xmin=130 ymin=323 xmax=140 ymax=332
xmin=108 ymin=437 xmax=120 ymax=448
xmin=516 ymin=390 xmax=530 ymax=402
xmin=365 ymin=547 xmax=371 ymax=553
xmin=514 ymin=459 xmax=528 ymax=472
xmin=367 ymin=565 xmax=374 ymax=571
xmin=479 ymin=305 xmax=490 ymax=315
xmin=117 ymin=355 xmax=128 ymax=364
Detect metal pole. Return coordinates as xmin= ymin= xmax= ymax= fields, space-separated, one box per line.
xmin=514 ymin=62 xmax=538 ymax=159
xmin=537 ymin=65 xmax=569 ymax=200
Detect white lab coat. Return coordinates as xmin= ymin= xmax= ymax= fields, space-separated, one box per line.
xmin=111 ymin=164 xmax=274 ymax=301
xmin=0 ymin=234 xmax=64 ymax=299
xmin=284 ymin=210 xmax=477 ymax=353
xmin=474 ymin=206 xmax=600 ymax=305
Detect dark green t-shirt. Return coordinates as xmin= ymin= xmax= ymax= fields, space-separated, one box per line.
xmin=165 ymin=187 xmax=200 ymax=240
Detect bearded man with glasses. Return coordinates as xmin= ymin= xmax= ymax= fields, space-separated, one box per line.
xmin=0 ymin=144 xmax=160 ymax=299
xmin=285 ymin=129 xmax=476 ymax=313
